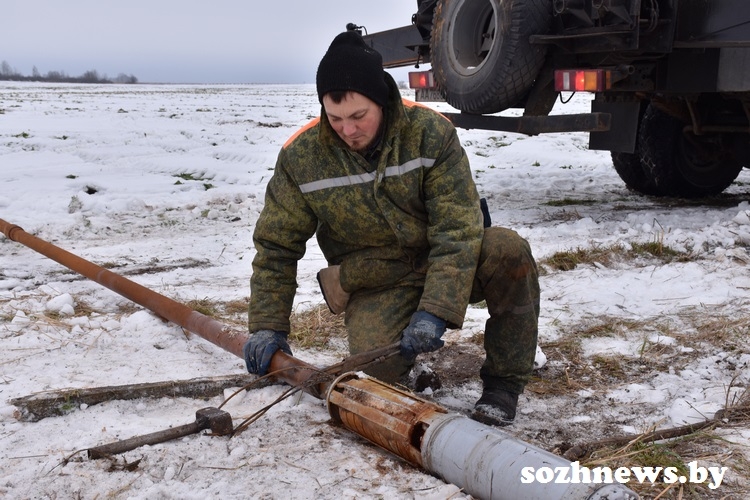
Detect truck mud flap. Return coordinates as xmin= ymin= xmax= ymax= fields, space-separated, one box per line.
xmin=590 ymin=99 xmax=641 ymax=153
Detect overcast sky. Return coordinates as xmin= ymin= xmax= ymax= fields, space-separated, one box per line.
xmin=3 ymin=1 xmax=419 ymax=84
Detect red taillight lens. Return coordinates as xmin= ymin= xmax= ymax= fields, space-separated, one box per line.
xmin=554 ymin=69 xmax=611 ymax=92
xmin=408 ymin=71 xmax=436 ymax=89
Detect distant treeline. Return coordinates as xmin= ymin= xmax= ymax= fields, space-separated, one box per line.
xmin=0 ymin=61 xmax=138 ymax=84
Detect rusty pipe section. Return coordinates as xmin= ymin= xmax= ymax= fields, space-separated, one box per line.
xmin=325 ymin=372 xmax=449 ymax=467
xmin=326 ymin=372 xmax=639 ymax=500
xmin=0 ymin=218 xmax=323 ymax=395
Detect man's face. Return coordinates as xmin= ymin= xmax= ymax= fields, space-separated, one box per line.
xmin=323 ymin=92 xmax=383 ymax=153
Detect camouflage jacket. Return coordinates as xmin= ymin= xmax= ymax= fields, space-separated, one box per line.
xmin=249 ymin=75 xmax=484 ymax=333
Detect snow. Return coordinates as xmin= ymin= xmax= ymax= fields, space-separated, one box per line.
xmin=1 ymin=82 xmax=749 ymax=498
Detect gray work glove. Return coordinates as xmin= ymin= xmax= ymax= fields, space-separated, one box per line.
xmin=243 ymin=330 xmax=292 ymax=376
xmin=399 ymin=311 xmax=447 ymax=362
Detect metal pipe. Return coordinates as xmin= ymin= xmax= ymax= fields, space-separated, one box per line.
xmin=422 ymin=413 xmax=636 ymax=500
xmin=0 ymin=218 xmax=323 ymax=394
xmin=326 ymin=372 xmax=639 ymax=500
xmin=325 ymin=372 xmax=448 ymax=467
xmin=1 ymin=219 xmax=248 ymax=357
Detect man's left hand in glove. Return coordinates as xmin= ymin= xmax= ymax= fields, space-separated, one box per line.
xmin=399 ymin=311 xmax=447 ymax=362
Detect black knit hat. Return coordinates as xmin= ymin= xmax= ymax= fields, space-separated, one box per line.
xmin=316 ymin=31 xmax=389 ymax=107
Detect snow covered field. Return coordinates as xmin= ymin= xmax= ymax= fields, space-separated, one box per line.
xmin=1 ymin=82 xmax=749 ymax=499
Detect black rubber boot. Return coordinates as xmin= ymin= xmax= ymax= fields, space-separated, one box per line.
xmin=471 ymin=387 xmax=518 ymax=427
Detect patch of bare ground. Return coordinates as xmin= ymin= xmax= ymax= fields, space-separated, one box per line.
xmin=514 ymin=311 xmax=750 ymax=499
xmin=427 ymin=341 xmax=485 ymax=387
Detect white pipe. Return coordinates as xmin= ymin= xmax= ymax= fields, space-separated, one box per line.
xmin=326 ymin=373 xmax=638 ymax=500
xmin=421 ymin=413 xmax=638 ymax=500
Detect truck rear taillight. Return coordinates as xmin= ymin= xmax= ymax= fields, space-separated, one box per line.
xmin=409 ymin=70 xmax=445 ymax=102
xmin=554 ymin=69 xmax=611 ymax=92
xmin=409 ymin=70 xmax=436 ymax=89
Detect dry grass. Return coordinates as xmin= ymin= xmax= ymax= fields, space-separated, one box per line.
xmin=527 ymin=335 xmax=584 ymax=395
xmin=182 ymin=297 xmax=248 ymax=328
xmin=0 ymin=295 xmax=17 ymax=322
xmin=576 ymin=317 xmax=649 ymax=338
xmin=541 ymin=245 xmax=618 ymax=271
xmin=686 ymin=308 xmax=750 ymax=347
xmin=539 ymin=241 xmax=692 ymax=272
xmin=529 ymin=312 xmax=750 ymax=498
xmin=289 ymin=304 xmax=347 ymax=349
xmin=534 ymin=312 xmax=747 ymax=396
xmin=583 ymin=436 xmax=710 ymax=499
xmin=542 ymin=197 xmax=598 ymax=207
xmin=540 ymin=208 xmax=583 ymax=223
xmin=574 ymin=424 xmax=750 ymax=499
xmin=224 ymin=298 xmax=250 ymax=316
xmin=185 ymin=297 xmax=219 ymax=317
xmin=720 ymin=384 xmax=750 ymax=422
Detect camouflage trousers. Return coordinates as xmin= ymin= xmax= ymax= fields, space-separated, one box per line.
xmin=345 ymin=227 xmax=540 ymax=394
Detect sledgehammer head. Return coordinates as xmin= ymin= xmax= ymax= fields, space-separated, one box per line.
xmin=195 ymin=407 xmax=233 ymax=435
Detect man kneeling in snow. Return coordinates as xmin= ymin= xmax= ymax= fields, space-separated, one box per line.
xmin=243 ymin=30 xmax=540 ymax=426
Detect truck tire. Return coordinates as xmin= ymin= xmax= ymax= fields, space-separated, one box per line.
xmin=639 ymin=104 xmax=743 ymax=197
xmin=611 ymin=151 xmax=662 ymax=196
xmin=430 ymin=0 xmax=551 ymax=114
xmin=611 ymin=101 xmax=662 ymax=196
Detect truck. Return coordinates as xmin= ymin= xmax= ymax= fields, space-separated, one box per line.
xmin=358 ymin=0 xmax=750 ymax=198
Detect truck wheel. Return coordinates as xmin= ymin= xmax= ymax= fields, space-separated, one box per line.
xmin=639 ymin=104 xmax=743 ymax=197
xmin=430 ymin=0 xmax=551 ymax=114
xmin=611 ymin=100 xmax=663 ymax=196
xmin=611 ymin=152 xmax=662 ymax=196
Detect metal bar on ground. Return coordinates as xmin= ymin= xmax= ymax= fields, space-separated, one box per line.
xmin=444 ymin=112 xmax=611 ymax=135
